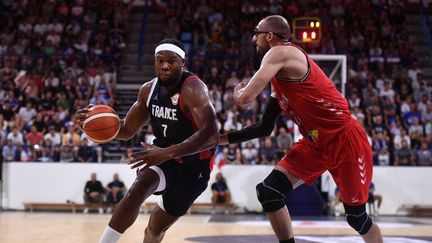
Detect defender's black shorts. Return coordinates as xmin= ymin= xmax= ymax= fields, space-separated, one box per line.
xmin=154 ymin=158 xmax=211 ymax=216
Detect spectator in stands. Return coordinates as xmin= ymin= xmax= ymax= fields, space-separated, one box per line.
xmin=0 ymin=100 xmax=14 ymax=122
xmin=352 ymin=107 xmax=366 ymax=122
xmin=332 ymin=187 xmax=344 ymax=217
xmin=224 ymin=143 xmax=242 ymax=164
xmin=0 ymin=114 xmax=7 ymax=139
xmin=44 ymin=125 xmax=61 ymax=146
xmin=373 ymin=133 xmax=390 ymax=165
xmin=367 ymin=182 xmax=383 ymax=217
xmin=413 ymin=76 xmax=428 ymax=102
xmin=56 ymin=92 xmax=72 ymax=113
xmin=418 ymin=94 xmax=430 ymax=117
xmin=59 ymin=145 xmax=76 ymax=163
xmin=417 ymin=142 xmax=432 ymax=166
xmin=225 ymin=71 xmax=240 ymax=89
xmin=362 ymin=83 xmax=379 ymax=102
xmin=408 ymin=61 xmax=422 ymax=84
xmin=49 ymin=113 xmax=65 ymax=133
xmin=408 ymin=117 xmax=423 ymax=148
xmin=16 ymin=144 xmax=35 ymax=162
xmin=394 ymin=140 xmax=416 ymax=166
xmin=379 ymin=80 xmax=396 ymax=102
xmin=26 ymin=125 xmax=44 ymax=146
xmin=403 ymin=103 xmax=422 ymax=127
xmin=105 ymin=173 xmax=126 ymax=213
xmin=83 ymin=172 xmax=105 ymax=214
xmin=61 ymin=123 xmax=80 ymax=146
xmin=223 ymin=106 xmax=242 ymax=132
xmin=209 ymin=85 xmax=223 ymax=113
xmin=276 ymin=127 xmax=293 ymax=152
xmin=259 ymin=137 xmax=277 ymax=164
xmin=2 ymin=139 xmax=16 ymax=162
xmin=18 ymin=101 xmax=37 ymax=131
xmin=89 ymin=90 xmax=109 ymax=105
xmin=377 ymin=149 xmax=390 ymax=166
xmin=32 ymin=113 xmax=47 ymax=133
xmin=348 ymin=92 xmax=361 ymax=109
xmin=241 ymin=141 xmax=259 ymax=165
xmin=7 ymin=126 xmax=24 ymax=146
xmin=371 ymin=115 xmax=387 ymax=137
xmin=38 ymin=146 xmax=54 ymax=162
xmin=211 ymin=172 xmax=233 ymax=214
xmin=393 ymin=129 xmax=411 ymax=150
xmin=9 ymin=114 xmax=25 ymax=134
xmin=77 ymin=138 xmax=95 ymax=162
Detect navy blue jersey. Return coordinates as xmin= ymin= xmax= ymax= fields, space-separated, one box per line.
xmin=146 ymin=71 xmax=214 ymax=163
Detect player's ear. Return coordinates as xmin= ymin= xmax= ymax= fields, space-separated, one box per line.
xmin=267 ymin=32 xmax=274 ymax=41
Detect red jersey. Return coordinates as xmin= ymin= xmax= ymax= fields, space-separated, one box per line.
xmin=271 ymin=43 xmax=352 ymax=147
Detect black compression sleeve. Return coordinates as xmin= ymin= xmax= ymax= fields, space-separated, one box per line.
xmin=227 ymin=97 xmax=281 ymax=144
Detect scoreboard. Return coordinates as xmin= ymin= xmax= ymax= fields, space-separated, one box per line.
xmin=293 ymin=17 xmax=321 ymax=43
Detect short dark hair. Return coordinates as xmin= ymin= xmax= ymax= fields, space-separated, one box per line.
xmin=156 ymin=39 xmax=185 ymax=52
xmin=263 ymin=15 xmax=291 ymax=40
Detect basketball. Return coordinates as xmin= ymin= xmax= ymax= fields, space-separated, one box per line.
xmin=83 ymin=105 xmax=121 ymax=144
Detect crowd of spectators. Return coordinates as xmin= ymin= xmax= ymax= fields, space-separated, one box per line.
xmin=1 ymin=0 xmax=431 ymax=166
xmin=0 ymin=0 xmax=132 ymax=162
xmin=159 ymin=0 xmax=431 ymax=166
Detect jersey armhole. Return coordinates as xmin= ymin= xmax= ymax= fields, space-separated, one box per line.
xmin=146 ymin=79 xmax=158 ymax=107
xmin=278 ymin=44 xmax=311 ymax=83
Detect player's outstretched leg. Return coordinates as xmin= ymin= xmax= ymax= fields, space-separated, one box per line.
xmin=344 ymin=203 xmax=383 ymax=243
xmin=99 ymin=168 xmax=160 ymax=243
xmin=144 ymin=206 xmax=179 ymax=243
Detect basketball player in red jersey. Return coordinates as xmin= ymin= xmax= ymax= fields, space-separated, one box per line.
xmin=220 ymin=15 xmax=383 ymax=243
xmin=76 ymin=39 xmax=218 ymax=243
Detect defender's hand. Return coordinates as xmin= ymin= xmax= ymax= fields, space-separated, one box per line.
xmin=234 ymin=82 xmax=247 ymax=104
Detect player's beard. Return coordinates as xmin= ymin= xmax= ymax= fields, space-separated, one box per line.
xmin=256 ymin=42 xmax=271 ymax=55
xmin=158 ymin=68 xmax=183 ymax=87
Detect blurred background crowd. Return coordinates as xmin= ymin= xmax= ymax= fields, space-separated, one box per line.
xmin=1 ymin=0 xmax=431 ymax=166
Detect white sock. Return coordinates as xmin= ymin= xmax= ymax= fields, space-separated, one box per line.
xmin=99 ymin=225 xmax=122 ymax=243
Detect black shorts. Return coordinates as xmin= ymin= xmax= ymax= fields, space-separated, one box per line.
xmin=154 ymin=158 xmax=211 ymax=216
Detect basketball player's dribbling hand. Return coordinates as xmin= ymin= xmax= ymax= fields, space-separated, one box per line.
xmin=128 ymin=142 xmax=170 ymax=170
xmin=75 ymin=104 xmax=94 ymax=130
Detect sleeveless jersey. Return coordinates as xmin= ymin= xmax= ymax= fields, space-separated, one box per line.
xmin=271 ymin=43 xmax=352 ymax=147
xmin=146 ymin=71 xmax=213 ymax=162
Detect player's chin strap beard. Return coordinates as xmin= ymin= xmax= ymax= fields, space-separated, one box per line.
xmin=158 ymin=71 xmax=183 ymax=92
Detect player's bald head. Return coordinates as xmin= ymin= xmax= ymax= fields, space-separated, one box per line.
xmin=260 ymin=15 xmax=291 ymax=40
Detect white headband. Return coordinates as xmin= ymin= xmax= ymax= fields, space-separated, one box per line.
xmin=155 ymin=43 xmax=185 ymax=59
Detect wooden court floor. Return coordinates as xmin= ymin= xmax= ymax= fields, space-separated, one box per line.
xmin=1 ymin=212 xmax=432 ymax=243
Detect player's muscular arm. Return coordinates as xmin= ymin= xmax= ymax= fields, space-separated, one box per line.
xmin=116 ymin=81 xmax=152 ymax=140
xmin=236 ymin=47 xmax=287 ymax=105
xmin=164 ymin=79 xmax=218 ymax=157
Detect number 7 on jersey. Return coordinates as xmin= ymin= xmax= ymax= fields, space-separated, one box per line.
xmin=162 ymin=124 xmax=168 ymax=137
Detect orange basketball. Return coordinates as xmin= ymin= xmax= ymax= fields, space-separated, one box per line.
xmin=83 ymin=105 xmax=120 ymax=144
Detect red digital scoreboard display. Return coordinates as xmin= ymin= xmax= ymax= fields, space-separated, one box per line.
xmin=293 ymin=17 xmax=321 ymax=43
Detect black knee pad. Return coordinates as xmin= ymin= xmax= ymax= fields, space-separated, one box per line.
xmin=256 ymin=170 xmax=293 ymax=212
xmin=344 ymin=203 xmax=373 ymax=235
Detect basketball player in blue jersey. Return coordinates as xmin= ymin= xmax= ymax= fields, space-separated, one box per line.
xmin=75 ymin=39 xmax=218 ymax=243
